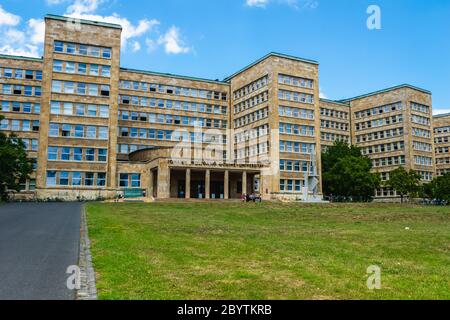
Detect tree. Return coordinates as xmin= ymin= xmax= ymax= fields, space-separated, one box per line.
xmin=386 ymin=167 xmax=421 ymax=203
xmin=322 ymin=141 xmax=381 ymax=201
xmin=0 ymin=116 xmax=33 ymax=200
xmin=427 ymin=173 xmax=450 ymax=203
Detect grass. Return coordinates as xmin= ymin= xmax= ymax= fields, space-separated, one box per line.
xmin=86 ymin=202 xmax=450 ymax=300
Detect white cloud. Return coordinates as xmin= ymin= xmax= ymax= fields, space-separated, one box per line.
xmin=246 ymin=0 xmax=269 ymax=8
xmin=319 ymin=91 xmax=327 ymax=99
xmin=66 ymin=0 xmax=104 ymax=15
xmin=157 ymin=26 xmax=191 ymax=54
xmin=433 ymin=108 xmax=450 ymax=116
xmin=27 ymin=19 xmax=45 ymax=44
xmin=246 ymin=0 xmax=319 ymax=10
xmin=0 ymin=5 xmax=21 ymax=26
xmin=132 ymin=41 xmax=141 ymax=52
xmin=0 ymin=44 xmax=39 ymax=57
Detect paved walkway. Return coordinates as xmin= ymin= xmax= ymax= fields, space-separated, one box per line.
xmin=0 ymin=203 xmax=82 ymax=300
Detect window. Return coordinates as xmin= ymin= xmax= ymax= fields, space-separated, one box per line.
xmin=61 ymin=147 xmax=71 ymax=161
xmin=120 ymin=174 xmax=129 ymax=187
xmin=74 ymin=148 xmax=83 ymax=161
xmin=46 ymin=171 xmax=57 ymax=186
xmin=79 ymin=45 xmax=88 ymax=55
xmin=64 ymin=82 xmax=75 ymax=94
xmin=99 ymin=106 xmax=109 ymax=118
xmin=50 ymin=101 xmax=60 ymax=114
xmin=36 ymin=71 xmax=42 ymax=80
xmin=54 ymin=41 xmax=64 ymax=52
xmin=66 ymin=43 xmax=76 ymax=54
xmin=131 ymin=174 xmax=141 ymax=188
xmin=66 ymin=62 xmax=76 ymax=73
xmin=2 ymin=84 xmax=12 ymax=94
xmin=98 ymin=127 xmax=108 ymax=140
xmin=48 ymin=147 xmax=58 ymax=160
xmin=86 ymin=127 xmax=97 ymax=139
xmin=90 ymin=64 xmax=99 ymax=76
xmin=102 ymin=48 xmax=111 ymax=59
xmin=78 ymin=63 xmax=87 ymax=75
xmin=86 ymin=149 xmax=95 ymax=161
xmin=77 ymin=83 xmax=86 ymax=95
xmin=72 ymin=172 xmax=82 ymax=186
xmin=101 ymin=65 xmax=110 ymax=77
xmin=63 ymin=103 xmax=73 ymax=115
xmin=49 ymin=124 xmax=59 ymax=137
xmin=100 ymin=85 xmax=110 ymax=97
xmin=59 ymin=172 xmax=69 ymax=186
xmin=98 ymin=149 xmax=107 ymax=162
xmin=85 ymin=173 xmax=94 ymax=186
xmin=87 ymin=105 xmax=97 ymax=117
xmin=89 ymin=84 xmax=98 ymax=96
xmin=97 ymin=173 xmax=106 ymax=186
xmin=62 ymin=124 xmax=72 ymax=137
xmin=25 ymin=70 xmax=34 ymax=80
xmin=52 ymin=81 xmax=62 ymax=93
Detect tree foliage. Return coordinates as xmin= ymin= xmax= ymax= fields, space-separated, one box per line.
xmin=322 ymin=141 xmax=381 ymax=201
xmin=0 ymin=116 xmax=33 ymax=200
xmin=386 ymin=167 xmax=421 ymax=203
xmin=425 ymin=173 xmax=450 ymax=202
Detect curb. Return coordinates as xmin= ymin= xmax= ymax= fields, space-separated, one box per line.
xmin=77 ymin=205 xmax=98 ymax=300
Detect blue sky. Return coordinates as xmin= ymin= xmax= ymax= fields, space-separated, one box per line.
xmin=0 ymin=0 xmax=449 ymax=113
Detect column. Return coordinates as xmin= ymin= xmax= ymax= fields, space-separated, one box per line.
xmin=148 ymin=169 xmax=154 ymax=198
xmin=242 ymin=171 xmax=247 ymax=195
xmin=185 ymin=168 xmax=191 ymax=199
xmin=205 ymin=170 xmax=211 ymax=199
xmin=224 ymin=170 xmax=229 ymax=200
xmin=157 ymin=161 xmax=170 ymax=199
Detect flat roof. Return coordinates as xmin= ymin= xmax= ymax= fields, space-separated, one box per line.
xmin=433 ymin=112 xmax=450 ymax=118
xmin=0 ymin=54 xmax=42 ymax=62
xmin=45 ymin=14 xmax=123 ymax=30
xmin=224 ymin=52 xmax=319 ymax=82
xmin=120 ymin=67 xmax=230 ymax=86
xmin=319 ymin=98 xmax=350 ymax=107
xmin=340 ymin=84 xmax=432 ymax=102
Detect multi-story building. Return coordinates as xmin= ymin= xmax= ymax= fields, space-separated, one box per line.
xmin=0 ymin=14 xmax=445 ymax=202
xmin=319 ymin=99 xmax=351 ymax=150
xmin=433 ymin=113 xmax=450 ymax=177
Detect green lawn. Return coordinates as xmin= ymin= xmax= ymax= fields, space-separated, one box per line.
xmin=86 ymin=202 xmax=450 ymax=300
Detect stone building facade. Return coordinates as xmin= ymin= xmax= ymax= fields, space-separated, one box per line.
xmin=0 ymin=14 xmax=445 ymax=201
xmin=433 ymin=113 xmax=450 ymax=177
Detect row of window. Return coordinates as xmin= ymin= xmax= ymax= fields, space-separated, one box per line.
xmin=278 ymin=74 xmax=314 ymax=89
xmin=434 ymin=126 xmax=450 ymax=134
xmin=436 ymin=146 xmax=449 ymax=154
xmin=120 ymin=80 xmax=227 ymax=101
xmin=412 ymin=127 xmax=431 ymax=138
xmin=361 ymin=141 xmax=405 ymax=156
xmin=119 ymin=95 xmax=228 ymax=115
xmin=233 ymin=76 xmax=268 ymax=100
xmin=321 ymin=119 xmax=349 ymax=131
xmin=0 ymin=101 xmax=41 ymax=114
xmin=414 ymin=156 xmax=433 ymax=167
xmin=435 ymin=136 xmax=449 ymax=144
xmin=52 ymin=80 xmax=110 ymax=97
xmin=119 ymin=111 xmax=227 ymax=129
xmin=47 ymin=171 xmax=107 ymax=187
xmin=280 ymin=160 xmax=313 ymax=173
xmin=49 ymin=123 xmax=109 ymax=140
xmin=436 ymin=157 xmax=450 ymax=164
xmin=413 ymin=141 xmax=433 ymax=152
xmin=372 ymin=156 xmax=406 ymax=168
xmin=22 ymin=139 xmax=39 ymax=151
xmin=411 ymin=102 xmax=430 ymax=114
xmin=234 ymin=107 xmax=269 ymax=129
xmin=279 ymin=123 xmax=315 ymax=137
xmin=0 ymin=67 xmax=42 ymax=80
xmin=118 ymin=127 xmax=227 ymax=144
xmin=418 ymin=171 xmax=433 ymax=181
xmin=437 ymin=169 xmax=450 ymax=176
xmin=279 ymin=179 xmax=305 ymax=193
xmin=280 ymin=141 xmax=315 ymax=154
xmin=279 ymin=106 xmax=315 ymax=120
xmin=355 ymin=115 xmax=403 ymax=131
xmin=320 ymin=108 xmax=349 ymax=120
xmin=233 ymin=91 xmax=268 ymax=115
xmin=411 ymin=114 xmax=431 ymax=126
xmin=355 ymin=128 xmax=404 ymax=143
xmin=1 ymin=84 xmax=41 ymax=96
xmin=53 ymin=60 xmax=110 ymax=78
xmin=235 ymin=142 xmax=269 ymax=160
xmin=119 ymin=173 xmax=141 ymax=188
xmin=278 ymin=90 xmax=314 ymax=104
xmin=354 ymin=102 xmax=403 ymax=119
xmin=234 ymin=124 xmax=269 ymax=143
xmin=0 ymin=119 xmax=40 ymax=132
xmin=48 ymin=147 xmax=108 ymax=162
xmin=54 ymin=41 xmax=111 ymax=59
xmin=50 ymin=101 xmax=110 ymax=118
xmin=321 ymin=132 xmax=350 ymax=143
